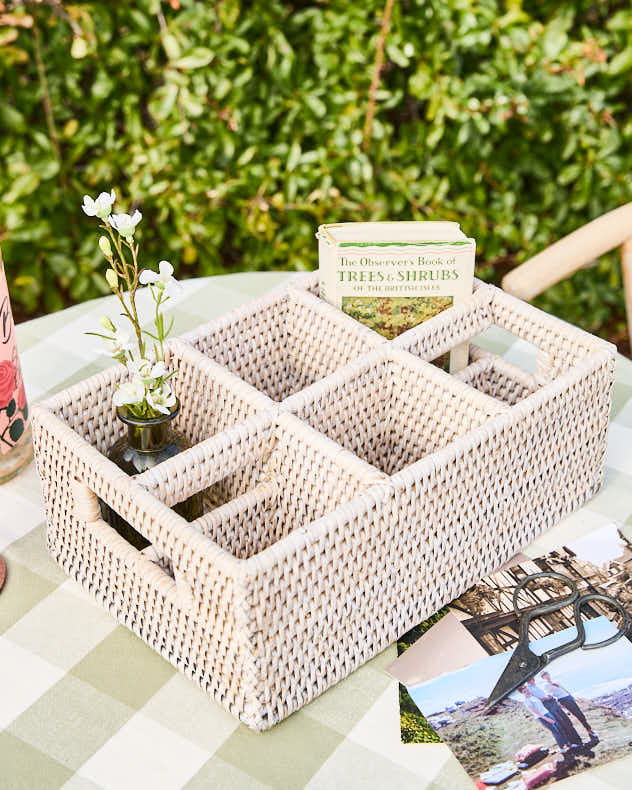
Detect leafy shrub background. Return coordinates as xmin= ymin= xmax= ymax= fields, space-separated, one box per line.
xmin=1 ymin=0 xmax=631 ymax=350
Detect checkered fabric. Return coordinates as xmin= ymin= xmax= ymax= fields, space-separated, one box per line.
xmin=1 ymin=272 xmax=631 ymax=790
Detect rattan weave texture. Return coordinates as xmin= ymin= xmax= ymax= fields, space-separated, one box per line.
xmin=31 ymin=274 xmax=615 ymax=730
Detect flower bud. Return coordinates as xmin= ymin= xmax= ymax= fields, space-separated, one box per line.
xmin=105 ymin=269 xmax=119 ymax=290
xmin=99 ymin=315 xmax=115 ymax=332
xmin=71 ymin=36 xmax=88 ymax=60
xmin=99 ymin=236 xmax=113 ymax=259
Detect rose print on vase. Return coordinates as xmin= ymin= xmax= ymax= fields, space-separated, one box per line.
xmin=0 ymin=358 xmax=28 ymax=451
xmin=0 ymin=359 xmax=16 ymax=406
xmin=17 ymin=378 xmax=27 ymax=412
xmin=0 ymin=248 xmax=31 ymax=483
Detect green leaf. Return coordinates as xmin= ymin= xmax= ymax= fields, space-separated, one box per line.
xmin=561 ymin=134 xmax=577 ymax=161
xmin=31 ymin=156 xmax=59 ymax=180
xmin=386 ymin=43 xmax=409 ymax=68
xmin=522 ymin=214 xmax=538 ymax=242
xmin=287 ymin=141 xmax=301 ymax=172
xmin=218 ymin=0 xmax=240 ymax=29
xmin=148 ymin=181 xmax=169 ymax=196
xmin=426 ymin=125 xmax=444 ymax=149
xmin=149 ymin=84 xmax=179 ymax=120
xmin=305 ymin=94 xmax=326 ymax=118
xmin=456 ymin=123 xmax=470 ymax=147
xmin=3 ymin=172 xmax=40 ymax=204
xmin=609 ymin=47 xmax=632 ymax=76
xmin=0 ymin=101 xmax=26 ymax=132
xmin=237 ymin=146 xmax=257 ymax=166
xmin=606 ymin=11 xmax=631 ymax=31
xmin=5 ymin=399 xmax=16 ymax=419
xmin=409 ymin=68 xmax=432 ymax=99
xmin=179 ymin=89 xmax=205 ymax=117
xmin=7 ymin=221 xmax=51 ymax=243
xmin=162 ymin=33 xmax=181 ymax=60
xmin=173 ymin=48 xmax=214 ymax=70
xmin=9 ymin=418 xmax=24 ymax=443
xmin=0 ymin=28 xmax=18 ymax=47
xmin=92 ymin=70 xmax=115 ymax=100
xmin=558 ymin=163 xmax=582 ymax=186
xmin=541 ymin=20 xmax=568 ymax=60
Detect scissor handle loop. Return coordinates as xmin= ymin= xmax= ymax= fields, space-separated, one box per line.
xmin=512 ymin=571 xmax=578 ymax=618
xmin=575 ymin=593 xmax=630 ymax=650
xmin=540 ymin=592 xmax=630 ymax=665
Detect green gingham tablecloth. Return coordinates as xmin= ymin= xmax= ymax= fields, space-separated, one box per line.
xmin=1 ymin=272 xmax=632 ymax=790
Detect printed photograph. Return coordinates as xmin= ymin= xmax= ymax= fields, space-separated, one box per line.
xmin=407 ymin=616 xmax=632 ymax=787
xmin=450 ymin=524 xmax=632 ymax=655
xmin=341 ymin=295 xmax=453 ymax=340
xmin=398 ymin=524 xmax=632 ymax=744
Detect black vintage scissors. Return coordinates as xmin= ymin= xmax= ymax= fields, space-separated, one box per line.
xmin=484 ymin=571 xmax=629 ymax=711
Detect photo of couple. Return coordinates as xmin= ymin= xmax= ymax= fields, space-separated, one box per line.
xmin=397 ymin=522 xmax=632 ymax=748
xmin=395 ymin=525 xmax=632 ymax=786
xmin=517 ymin=673 xmax=597 ymax=753
xmin=405 ymin=615 xmax=632 ymax=787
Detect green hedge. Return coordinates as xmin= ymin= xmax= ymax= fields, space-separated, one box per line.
xmin=1 ymin=1 xmax=631 ymax=343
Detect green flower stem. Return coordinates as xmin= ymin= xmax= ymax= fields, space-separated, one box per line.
xmin=102 ymin=224 xmax=130 ymax=283
xmin=143 ymin=285 xmax=173 ymax=363
xmin=127 ymin=240 xmax=145 ymax=358
xmin=153 ymin=287 xmax=166 ymax=360
xmin=102 ymin=223 xmax=145 ymax=358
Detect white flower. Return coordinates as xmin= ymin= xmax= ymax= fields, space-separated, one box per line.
xmin=82 ymin=190 xmax=116 ymax=219
xmin=128 ymin=358 xmax=151 ymax=379
xmin=149 ymin=360 xmax=168 ymax=378
xmin=108 ymin=210 xmax=142 ymax=240
xmin=128 ymin=358 xmax=168 ymax=382
xmin=139 ymin=260 xmax=181 ymax=298
xmin=113 ymin=376 xmax=146 ymax=407
xmin=102 ymin=328 xmax=133 ymax=358
xmin=146 ymin=384 xmax=177 ymax=415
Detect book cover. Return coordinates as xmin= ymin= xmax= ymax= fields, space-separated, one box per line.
xmin=316 ymin=221 xmax=476 ymax=372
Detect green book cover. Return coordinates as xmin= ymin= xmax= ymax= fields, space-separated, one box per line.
xmin=317 ymin=222 xmax=476 ymax=372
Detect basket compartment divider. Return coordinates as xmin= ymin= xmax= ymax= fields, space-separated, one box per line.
xmin=134 ymin=414 xmax=277 ymax=507
xmin=392 ymin=284 xmax=495 ymax=361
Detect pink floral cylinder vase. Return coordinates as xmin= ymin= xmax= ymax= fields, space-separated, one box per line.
xmin=0 ymin=249 xmax=32 ymax=484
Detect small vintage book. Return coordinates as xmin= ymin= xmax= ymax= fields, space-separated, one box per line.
xmin=316 ymin=221 xmax=476 ymax=372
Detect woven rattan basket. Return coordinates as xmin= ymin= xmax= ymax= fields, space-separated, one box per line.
xmin=31 ymin=274 xmax=616 ymax=730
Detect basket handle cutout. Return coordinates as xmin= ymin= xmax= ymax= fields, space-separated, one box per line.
xmin=70 ymin=478 xmax=195 ymax=608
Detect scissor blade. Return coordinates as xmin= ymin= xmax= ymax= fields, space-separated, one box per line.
xmin=484 ymin=643 xmax=545 ymax=712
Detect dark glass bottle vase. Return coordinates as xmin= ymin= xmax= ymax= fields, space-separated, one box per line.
xmin=102 ymin=399 xmax=202 ymax=551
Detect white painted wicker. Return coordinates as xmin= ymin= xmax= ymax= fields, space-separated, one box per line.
xmin=31 ymin=274 xmax=615 ymax=730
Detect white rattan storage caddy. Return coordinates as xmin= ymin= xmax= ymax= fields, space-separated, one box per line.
xmin=31 ymin=273 xmax=615 ymax=731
